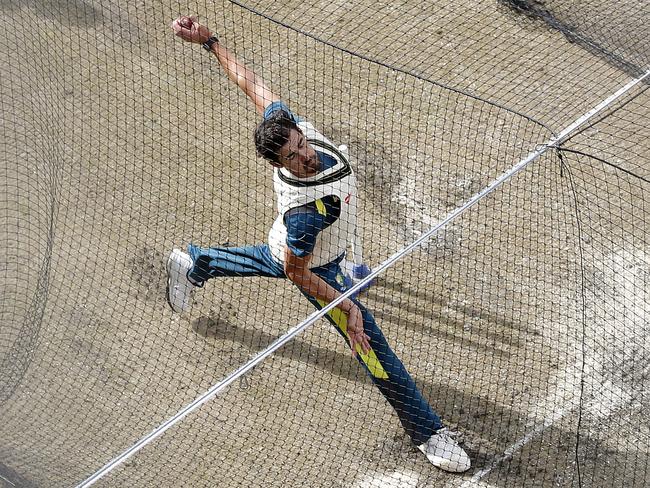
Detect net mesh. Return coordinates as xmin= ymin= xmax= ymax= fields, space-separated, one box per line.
xmin=1 ymin=0 xmax=648 ymax=487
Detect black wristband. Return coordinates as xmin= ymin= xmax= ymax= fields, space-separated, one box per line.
xmin=202 ymin=36 xmax=219 ymax=51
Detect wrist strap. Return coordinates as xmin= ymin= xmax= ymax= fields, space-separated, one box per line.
xmin=202 ymin=36 xmax=219 ymax=51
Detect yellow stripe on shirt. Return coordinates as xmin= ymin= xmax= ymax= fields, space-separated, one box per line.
xmin=314 ymin=198 xmax=327 ymax=216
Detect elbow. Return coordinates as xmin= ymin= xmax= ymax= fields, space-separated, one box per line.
xmin=284 ymin=248 xmax=311 ymax=286
xmin=284 ymin=261 xmax=299 ymax=283
xmin=284 ymin=258 xmax=307 ymax=286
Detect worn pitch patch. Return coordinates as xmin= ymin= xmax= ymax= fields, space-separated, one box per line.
xmin=354 ymin=469 xmax=419 ymax=488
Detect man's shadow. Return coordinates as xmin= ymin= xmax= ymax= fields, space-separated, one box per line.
xmin=191 ymin=310 xmax=531 ymax=469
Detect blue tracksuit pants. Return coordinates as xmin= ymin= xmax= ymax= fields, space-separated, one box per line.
xmin=187 ymin=243 xmax=443 ymax=445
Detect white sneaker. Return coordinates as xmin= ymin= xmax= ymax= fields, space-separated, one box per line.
xmin=166 ymin=249 xmax=196 ymax=313
xmin=418 ymin=428 xmax=471 ymax=473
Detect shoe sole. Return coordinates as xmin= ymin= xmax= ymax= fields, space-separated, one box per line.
xmin=418 ymin=442 xmax=470 ymax=473
xmin=429 ymin=457 xmax=470 ymax=473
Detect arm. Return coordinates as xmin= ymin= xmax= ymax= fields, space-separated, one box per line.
xmin=212 ymin=42 xmax=279 ymax=114
xmin=284 ymin=248 xmax=371 ymax=356
xmin=171 ymin=16 xmax=279 ymax=114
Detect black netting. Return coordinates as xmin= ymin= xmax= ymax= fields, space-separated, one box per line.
xmin=1 ymin=1 xmax=648 ymax=487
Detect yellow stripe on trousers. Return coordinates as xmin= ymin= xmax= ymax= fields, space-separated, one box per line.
xmin=316 ymin=299 xmax=389 ymax=380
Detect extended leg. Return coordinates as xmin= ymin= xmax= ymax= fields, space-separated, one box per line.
xmin=187 ymin=243 xmax=285 ymax=283
xmin=297 ymin=261 xmax=442 ymax=445
xmin=166 ymin=243 xmax=284 ymax=313
xmin=296 ymin=261 xmax=470 ymax=472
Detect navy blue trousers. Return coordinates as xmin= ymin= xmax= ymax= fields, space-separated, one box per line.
xmin=188 ymin=243 xmax=442 ymax=445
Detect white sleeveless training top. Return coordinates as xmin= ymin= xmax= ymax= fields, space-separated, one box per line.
xmin=268 ymin=120 xmax=359 ymax=268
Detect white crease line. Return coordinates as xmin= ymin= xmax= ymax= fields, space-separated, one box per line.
xmin=458 ymin=376 xmax=635 ymax=486
xmin=0 ymin=474 xmax=17 ymax=487
xmin=457 ymin=350 xmax=637 ymax=486
xmin=456 ymin=360 xmax=582 ymax=487
xmin=460 ymin=405 xmax=572 ymax=487
xmin=353 ymin=469 xmax=419 ymax=488
xmin=448 ymin=71 xmax=650 ymax=488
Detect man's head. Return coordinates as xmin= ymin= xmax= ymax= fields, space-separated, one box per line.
xmin=254 ymin=110 xmax=320 ymax=177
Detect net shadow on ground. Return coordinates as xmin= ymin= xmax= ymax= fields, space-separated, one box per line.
xmin=0 ymin=0 xmax=105 ymax=28
xmin=190 ymin=307 xmax=566 ymax=466
xmin=498 ymin=0 xmax=649 ymax=79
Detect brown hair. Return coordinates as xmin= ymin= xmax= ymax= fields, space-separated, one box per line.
xmin=254 ymin=110 xmax=299 ymax=164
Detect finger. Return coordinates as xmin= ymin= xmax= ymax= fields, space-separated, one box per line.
xmin=359 ymin=334 xmax=370 ymax=355
xmin=349 ymin=334 xmax=361 ymax=358
xmin=355 ymin=335 xmax=367 ymax=355
xmin=354 ymin=327 xmax=370 ymax=355
xmin=171 ymin=21 xmax=189 ymax=37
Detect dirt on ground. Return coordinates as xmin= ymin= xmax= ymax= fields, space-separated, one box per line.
xmin=1 ymin=1 xmax=648 ymax=487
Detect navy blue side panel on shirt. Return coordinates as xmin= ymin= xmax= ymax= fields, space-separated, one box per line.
xmin=285 ymin=196 xmax=341 ymax=257
xmin=317 ymin=150 xmax=337 ymax=171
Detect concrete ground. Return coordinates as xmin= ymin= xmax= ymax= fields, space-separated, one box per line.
xmin=1 ymin=0 xmax=648 ymax=487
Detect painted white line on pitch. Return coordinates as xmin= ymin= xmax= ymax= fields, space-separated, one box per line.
xmin=0 ymin=474 xmax=16 ymax=487
xmin=433 ymin=74 xmax=650 ymax=487
xmin=460 ymin=405 xmax=572 ymax=487
xmin=452 ymin=359 xmax=581 ymax=488
xmin=455 ymin=361 xmax=635 ymax=486
xmin=444 ymin=479 xmax=500 ymax=488
xmin=454 ymin=246 xmax=650 ymax=487
xmin=353 ymin=470 xmax=419 ymax=488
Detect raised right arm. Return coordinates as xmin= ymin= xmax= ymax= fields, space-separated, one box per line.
xmin=171 ymin=16 xmax=279 ymax=115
